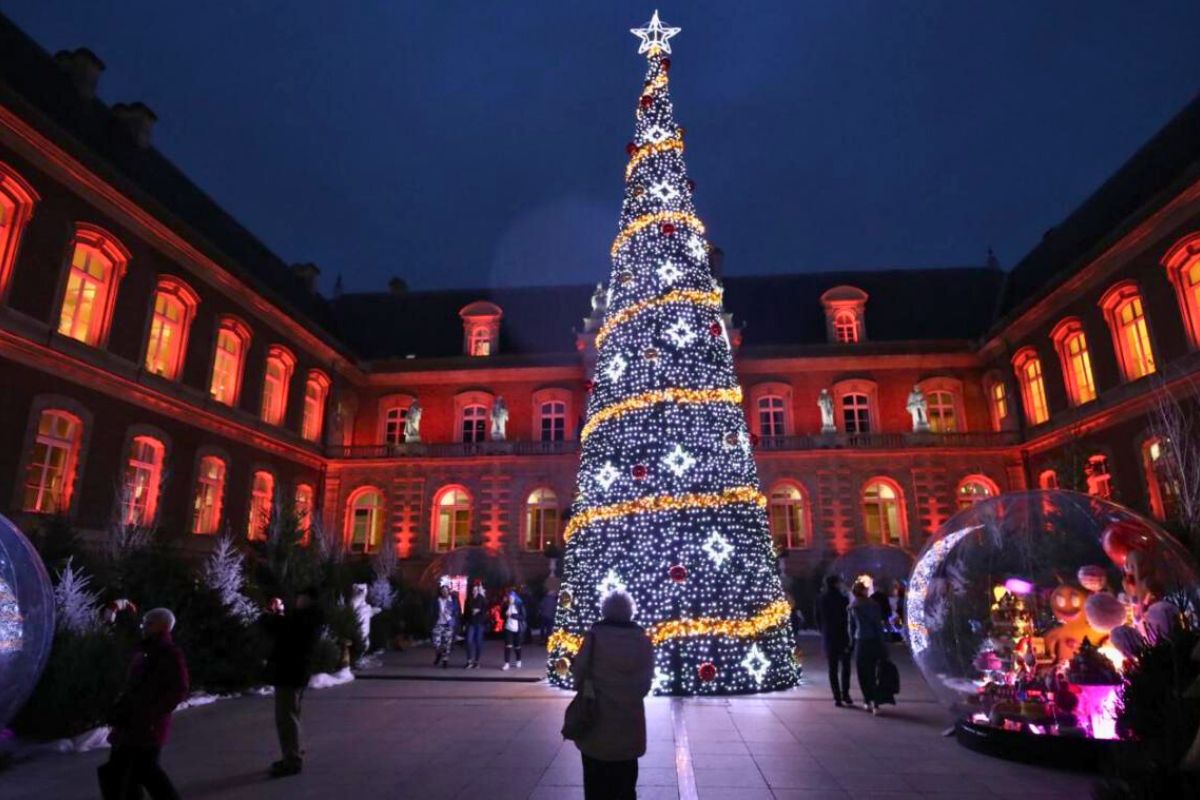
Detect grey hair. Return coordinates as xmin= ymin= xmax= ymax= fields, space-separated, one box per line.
xmin=144 ymin=607 xmax=176 ymax=632
xmin=600 ymin=590 xmax=636 ymax=623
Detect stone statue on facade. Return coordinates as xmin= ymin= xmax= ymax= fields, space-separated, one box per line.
xmin=907 ymin=385 xmax=930 ymax=432
xmin=403 ymin=400 xmax=422 ymax=442
xmin=491 ymin=396 xmax=509 ymax=441
xmin=818 ymin=388 xmax=836 ymax=434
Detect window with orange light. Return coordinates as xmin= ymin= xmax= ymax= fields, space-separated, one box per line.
xmin=58 ymin=232 xmax=127 ymax=346
xmin=1012 ymin=348 xmax=1049 ymax=425
xmin=383 ymin=405 xmax=408 ymax=445
xmin=1100 ymin=282 xmax=1156 ymax=382
xmin=956 ymin=476 xmax=998 ymax=510
xmin=1051 ymin=319 xmax=1096 ymax=407
xmin=434 ymin=487 xmax=471 ymax=552
xmin=295 ymin=483 xmax=314 ymax=542
xmin=1085 ymin=454 xmax=1112 ymax=499
xmin=191 ymin=456 xmax=226 ymax=534
xmin=260 ymin=348 xmax=295 ymax=426
xmin=768 ymin=482 xmax=809 ymax=549
xmin=1038 ymin=469 xmax=1058 ymax=490
xmin=987 ymin=379 xmax=1009 ymax=432
xmin=348 ymin=488 xmax=384 ymax=553
xmin=209 ymin=318 xmax=250 ymax=406
xmin=757 ymin=395 xmax=786 ymax=437
xmin=468 ymin=326 xmax=491 ymax=356
xmin=247 ymin=471 xmax=274 ymax=540
xmin=862 ymin=479 xmax=905 ymax=545
xmin=23 ymin=410 xmax=81 ymax=514
xmin=1162 ymin=233 xmax=1200 ymax=349
xmin=144 ymin=278 xmax=199 ymax=380
xmin=0 ymin=162 xmax=39 ymax=298
xmin=1141 ymin=438 xmax=1179 ymax=522
xmin=833 ymin=310 xmax=859 ymax=343
xmin=525 ymin=488 xmax=559 ymax=551
xmin=122 ymin=436 xmax=164 ymax=527
xmin=927 ymin=390 xmax=958 ymax=433
xmin=301 ymin=371 xmax=329 ymax=442
xmin=841 ymin=393 xmax=871 ymax=434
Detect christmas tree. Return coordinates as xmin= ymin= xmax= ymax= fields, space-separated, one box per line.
xmin=548 ymin=12 xmax=798 ymax=695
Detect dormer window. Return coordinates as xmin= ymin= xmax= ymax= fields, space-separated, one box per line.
xmin=459 ymin=300 xmax=502 ymax=357
xmin=820 ymin=285 xmax=868 ymax=344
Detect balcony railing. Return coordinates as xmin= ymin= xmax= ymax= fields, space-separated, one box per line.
xmin=327 ymin=440 xmax=579 ymax=459
xmin=328 ymin=430 xmax=1020 ymax=459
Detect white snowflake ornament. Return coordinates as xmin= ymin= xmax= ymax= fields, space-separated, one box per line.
xmin=703 ymin=531 xmax=734 ymax=567
xmin=665 ymin=318 xmax=697 ymax=348
xmin=649 ymin=181 xmax=679 ymax=202
xmin=656 ymin=259 xmax=682 ymax=286
xmin=597 ymin=569 xmax=627 ymax=598
xmin=605 ymin=354 xmax=628 ymax=382
xmin=595 ymin=461 xmax=620 ymax=490
xmin=687 ymin=235 xmax=708 ymax=262
xmin=741 ymin=643 xmax=771 ymax=685
xmin=662 ymin=444 xmax=696 ymax=477
xmin=644 ymin=124 xmax=671 ymax=144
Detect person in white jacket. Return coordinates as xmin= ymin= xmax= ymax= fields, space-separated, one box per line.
xmin=571 ymin=591 xmax=655 ymax=800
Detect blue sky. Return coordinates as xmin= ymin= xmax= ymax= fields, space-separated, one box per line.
xmin=5 ymin=1 xmax=1199 ymax=293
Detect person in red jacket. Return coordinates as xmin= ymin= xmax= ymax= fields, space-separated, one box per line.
xmin=97 ymin=607 xmax=190 ymax=800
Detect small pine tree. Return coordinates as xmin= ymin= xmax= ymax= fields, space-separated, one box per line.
xmin=54 ymin=557 xmax=100 ymax=635
xmin=368 ymin=540 xmax=398 ymax=610
xmin=201 ymin=535 xmax=258 ymax=624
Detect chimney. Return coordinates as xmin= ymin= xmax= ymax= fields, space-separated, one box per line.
xmin=388 ymin=277 xmax=408 ymax=295
xmin=291 ymin=262 xmax=321 ymax=293
xmin=112 ymin=102 xmax=157 ymax=148
xmin=54 ymin=48 xmax=106 ymax=100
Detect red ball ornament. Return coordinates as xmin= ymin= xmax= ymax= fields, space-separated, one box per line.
xmin=660 ymin=222 xmax=676 ymax=235
xmin=631 ymin=464 xmax=649 ymax=480
xmin=709 ymin=322 xmax=723 ymax=337
xmin=625 ymin=142 xmax=638 ymax=156
xmin=584 ymin=379 xmax=595 ymax=394
xmin=1102 ymin=520 xmax=1156 ymax=567
xmin=661 ymin=58 xmax=671 ymax=72
xmin=669 ymin=564 xmax=688 ymax=583
xmin=640 ymin=95 xmax=653 ymax=109
xmin=698 ymin=662 xmax=718 ymax=682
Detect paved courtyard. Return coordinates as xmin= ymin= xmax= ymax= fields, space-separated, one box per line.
xmin=3 ymin=640 xmax=1093 ymax=799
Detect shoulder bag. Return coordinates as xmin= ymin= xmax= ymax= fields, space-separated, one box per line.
xmin=561 ymin=631 xmax=597 ymax=741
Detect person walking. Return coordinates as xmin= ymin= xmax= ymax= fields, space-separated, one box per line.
xmin=430 ymin=582 xmax=460 ymax=668
xmin=815 ymin=575 xmax=853 ymax=707
xmin=98 ymin=607 xmax=189 ymax=800
xmin=464 ymin=580 xmax=488 ymax=669
xmin=848 ymin=580 xmax=887 ymax=715
xmin=501 ymin=588 xmax=526 ymax=669
xmin=570 ymin=591 xmax=654 ymax=800
xmin=262 ymin=587 xmax=325 ymax=777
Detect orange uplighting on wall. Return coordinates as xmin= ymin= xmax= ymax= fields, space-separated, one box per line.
xmin=301 ymin=370 xmax=330 ymax=442
xmin=57 ymin=223 xmax=130 ymax=347
xmin=143 ymin=276 xmax=200 ymax=381
xmin=209 ymin=316 xmax=252 ymax=407
xmin=1162 ymin=232 xmax=1200 ymax=350
xmin=260 ymin=345 xmax=296 ymax=427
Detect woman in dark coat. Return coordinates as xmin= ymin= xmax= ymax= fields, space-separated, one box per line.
xmin=848 ymin=580 xmax=887 ymax=715
xmin=815 ymin=575 xmax=853 ymax=707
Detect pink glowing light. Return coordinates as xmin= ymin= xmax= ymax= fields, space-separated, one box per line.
xmin=1074 ymin=684 xmax=1120 ymax=740
xmin=1004 ymin=578 xmax=1035 ymax=595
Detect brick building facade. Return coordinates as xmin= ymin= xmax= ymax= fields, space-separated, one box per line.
xmin=1 ymin=16 xmax=1198 ymax=588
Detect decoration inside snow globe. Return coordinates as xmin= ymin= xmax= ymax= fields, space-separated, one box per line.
xmin=0 ymin=514 xmax=55 ymax=730
xmin=906 ymin=491 xmax=1197 ymax=757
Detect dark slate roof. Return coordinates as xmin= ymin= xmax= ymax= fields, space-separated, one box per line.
xmin=0 ymin=14 xmax=346 ymax=349
xmin=998 ymin=91 xmax=1200 ymax=321
xmin=332 ymin=267 xmax=1004 ymax=361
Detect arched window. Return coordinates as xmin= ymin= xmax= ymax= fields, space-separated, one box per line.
xmin=191 ymin=455 xmax=226 ymax=534
xmin=927 ymin=391 xmax=957 ymax=433
xmin=1050 ymin=318 xmax=1096 ymax=407
xmin=984 ymin=375 xmax=1009 ymax=432
xmin=384 ymin=406 xmax=407 ymax=445
xmin=57 ymin=224 xmax=129 ymax=347
xmin=301 ymin=371 xmax=330 ymax=442
xmin=768 ymin=482 xmax=809 ymax=550
xmin=260 ymin=346 xmax=296 ymax=426
xmin=956 ymin=475 xmax=999 ymax=510
xmin=757 ymin=395 xmax=786 ymax=437
xmin=22 ymin=410 xmax=82 ymax=514
xmin=122 ymin=436 xmax=164 ymax=526
xmin=433 ymin=486 xmax=471 ymax=552
xmin=247 ymin=470 xmax=275 ymax=540
xmin=469 ymin=326 xmax=492 ymax=356
xmin=347 ymin=488 xmax=384 ymax=554
xmin=1038 ymin=469 xmax=1059 ymax=490
xmin=1163 ymin=233 xmax=1200 ymax=349
xmin=525 ymin=488 xmax=559 ymax=551
xmin=539 ymin=401 xmax=567 ymax=441
xmin=0 ymin=161 xmax=39 ymax=299
xmin=833 ymin=310 xmax=859 ymax=343
xmin=841 ymin=393 xmax=871 ymax=434
xmin=1142 ymin=437 xmax=1179 ymax=522
xmin=1085 ymin=454 xmax=1112 ymax=499
xmin=294 ymin=483 xmax=314 ymax=541
xmin=1012 ymin=347 xmax=1049 ymax=426
xmin=460 ymin=404 xmax=487 ymax=443
xmin=862 ymin=478 xmax=906 ymax=546
xmin=1100 ymin=281 xmax=1156 ymax=382
xmin=144 ymin=277 xmax=200 ymax=380
xmin=209 ymin=317 xmax=251 ymax=406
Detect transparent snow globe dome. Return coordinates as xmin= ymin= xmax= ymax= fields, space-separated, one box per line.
xmin=0 ymin=514 xmax=55 ymax=730
xmin=906 ymin=491 xmax=1198 ymax=737
xmin=828 ymin=544 xmax=914 ymax=595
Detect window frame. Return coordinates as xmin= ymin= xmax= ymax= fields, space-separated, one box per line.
xmin=1085 ymin=453 xmax=1112 ymax=500
xmin=432 ymin=485 xmax=472 ymax=553
xmin=22 ymin=409 xmax=84 ymax=515
xmin=259 ymin=345 xmax=297 ymax=427
xmin=0 ymin=161 xmax=40 ymax=302
xmin=121 ymin=434 xmax=166 ymax=527
xmin=983 ymin=373 xmax=1010 ymax=432
xmin=55 ymin=223 xmax=131 ymax=348
xmin=142 ymin=275 xmax=201 ymax=381
xmin=832 ymin=379 xmax=877 ymax=435
xmin=1099 ymin=280 xmax=1157 ymax=382
xmin=1162 ymin=232 xmax=1200 ymax=350
xmin=524 ymin=487 xmax=560 ymax=551
xmin=247 ymin=469 xmax=276 ymax=541
xmin=300 ymin=370 xmax=331 ymax=442
xmin=191 ymin=453 xmax=227 ymax=535
xmin=379 ymin=393 xmax=417 ymax=446
xmin=767 ymin=480 xmax=810 ymax=550
xmin=1038 ymin=469 xmax=1059 ymax=490
xmin=1049 ymin=317 xmax=1097 ymax=407
xmin=294 ymin=482 xmax=314 ymax=543
xmin=955 ymin=474 xmax=1000 ymax=510
xmin=861 ymin=477 xmax=907 ymax=547
xmin=208 ymin=316 xmax=252 ymax=407
xmin=346 ymin=486 xmax=385 ymax=554
xmin=1011 ymin=347 xmax=1050 ymax=426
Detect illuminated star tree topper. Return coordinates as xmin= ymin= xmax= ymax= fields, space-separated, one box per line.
xmin=631 ymin=10 xmax=681 ymax=56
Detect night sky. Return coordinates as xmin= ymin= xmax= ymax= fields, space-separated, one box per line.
xmin=5 ymin=2 xmax=1200 ymax=294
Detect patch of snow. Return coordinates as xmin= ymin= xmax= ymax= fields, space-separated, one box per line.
xmin=51 ymin=726 xmax=110 ymax=753
xmin=308 ymin=667 xmax=354 ymax=689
